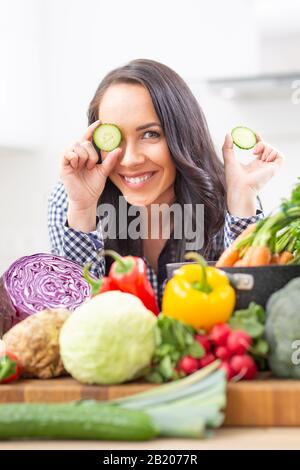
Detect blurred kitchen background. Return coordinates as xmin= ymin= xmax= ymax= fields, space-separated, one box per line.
xmin=0 ymin=0 xmax=299 ymax=272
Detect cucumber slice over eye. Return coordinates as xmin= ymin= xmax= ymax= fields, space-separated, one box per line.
xmin=93 ymin=124 xmax=122 ymax=152
xmin=231 ymin=126 xmax=257 ymax=150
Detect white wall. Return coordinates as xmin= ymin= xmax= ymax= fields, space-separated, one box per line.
xmin=0 ymin=0 xmax=48 ymax=272
xmin=0 ymin=0 xmax=44 ymax=148
xmin=0 ymin=0 xmax=300 ymax=273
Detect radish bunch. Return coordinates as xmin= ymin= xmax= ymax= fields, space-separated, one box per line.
xmin=177 ymin=323 xmax=257 ymax=381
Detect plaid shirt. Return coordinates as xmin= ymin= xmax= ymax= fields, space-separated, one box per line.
xmin=48 ymin=182 xmax=264 ymax=307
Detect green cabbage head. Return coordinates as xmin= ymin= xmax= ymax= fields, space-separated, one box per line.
xmin=60 ymin=291 xmax=157 ymax=384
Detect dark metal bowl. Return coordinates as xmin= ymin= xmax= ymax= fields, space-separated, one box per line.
xmin=166 ymin=263 xmax=300 ymax=309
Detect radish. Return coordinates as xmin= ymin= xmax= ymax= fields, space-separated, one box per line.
xmin=198 ymin=353 xmax=215 ymax=369
xmin=227 ymin=330 xmax=252 ymax=355
xmin=178 ymin=355 xmax=199 ymax=375
xmin=194 ymin=334 xmax=211 ymax=353
xmin=210 ymin=324 xmax=231 ymax=346
xmin=215 ymin=346 xmax=231 ymax=361
xmin=219 ymin=361 xmax=235 ymax=380
xmin=230 ymin=354 xmax=257 ymax=380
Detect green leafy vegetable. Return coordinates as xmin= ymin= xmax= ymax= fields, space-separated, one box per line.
xmin=229 ymin=302 xmax=269 ymax=369
xmin=274 ymin=221 xmax=300 ymax=260
xmin=234 ymin=179 xmax=300 ymax=264
xmin=291 ymin=178 xmax=300 ymax=205
xmin=145 ymin=314 xmax=204 ymax=382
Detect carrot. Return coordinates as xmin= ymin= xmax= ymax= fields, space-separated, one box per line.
xmin=239 ymin=246 xmax=256 ymax=267
xmin=278 ymin=251 xmax=294 ymax=265
xmin=249 ymin=246 xmax=272 ymax=266
xmin=233 ymin=259 xmax=247 ymax=267
xmin=215 ymin=248 xmax=240 ymax=267
xmin=215 ymin=223 xmax=257 ymax=268
xmin=271 ymin=253 xmax=280 ymax=265
xmin=232 ymin=223 xmax=257 ymax=249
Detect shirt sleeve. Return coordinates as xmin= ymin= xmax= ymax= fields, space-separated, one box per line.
xmin=208 ymin=201 xmax=265 ymax=261
xmin=47 ymin=181 xmax=105 ymax=278
xmin=223 ymin=208 xmax=264 ymax=249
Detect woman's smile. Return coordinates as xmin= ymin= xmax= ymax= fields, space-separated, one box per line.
xmin=118 ymin=171 xmax=158 ymax=189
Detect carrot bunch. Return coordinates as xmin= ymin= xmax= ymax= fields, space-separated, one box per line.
xmin=216 ymin=223 xmax=258 ymax=267
xmin=216 ymin=180 xmax=300 ymax=268
xmin=216 ymin=222 xmax=272 ymax=267
xmin=216 ymin=220 xmax=299 ymax=268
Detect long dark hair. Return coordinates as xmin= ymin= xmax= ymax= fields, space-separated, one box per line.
xmin=87 ymin=59 xmax=226 ymax=272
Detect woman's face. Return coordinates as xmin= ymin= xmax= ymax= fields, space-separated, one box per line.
xmin=98 ymin=83 xmax=176 ymax=207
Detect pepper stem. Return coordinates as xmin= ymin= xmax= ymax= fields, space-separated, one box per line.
xmin=184 ymin=252 xmax=212 ymax=294
xmin=0 ymin=356 xmax=16 ymax=382
xmin=103 ymin=249 xmax=134 ymax=274
xmin=83 ymin=263 xmax=103 ymax=296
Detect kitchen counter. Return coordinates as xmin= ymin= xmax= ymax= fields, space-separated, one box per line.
xmin=0 ymin=428 xmax=300 ymax=450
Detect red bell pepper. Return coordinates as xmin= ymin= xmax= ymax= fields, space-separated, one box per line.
xmin=105 ymin=250 xmax=160 ymax=316
xmin=0 ymin=351 xmax=21 ymax=384
xmin=83 ymin=264 xmax=119 ymax=296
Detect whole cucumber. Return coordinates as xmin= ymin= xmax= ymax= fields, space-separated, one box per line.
xmin=0 ymin=401 xmax=157 ymax=441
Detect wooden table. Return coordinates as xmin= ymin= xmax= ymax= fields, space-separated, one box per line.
xmin=0 ymin=428 xmax=300 ymax=450
xmin=1 ymin=375 xmax=300 ymax=449
xmin=1 ymin=376 xmax=300 ymax=426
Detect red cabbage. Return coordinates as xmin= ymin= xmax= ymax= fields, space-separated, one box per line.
xmin=0 ymin=253 xmax=91 ymax=335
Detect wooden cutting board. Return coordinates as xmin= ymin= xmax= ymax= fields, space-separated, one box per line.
xmin=1 ymin=376 xmax=300 ymax=427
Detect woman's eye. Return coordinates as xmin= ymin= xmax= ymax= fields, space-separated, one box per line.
xmin=143 ymin=130 xmax=160 ymax=139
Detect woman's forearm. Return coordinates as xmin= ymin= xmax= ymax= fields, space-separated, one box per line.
xmin=67 ymin=202 xmax=98 ymax=232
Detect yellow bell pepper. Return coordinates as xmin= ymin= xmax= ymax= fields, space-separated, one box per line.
xmin=162 ymin=252 xmax=236 ymax=331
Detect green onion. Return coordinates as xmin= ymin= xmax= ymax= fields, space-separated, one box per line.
xmin=112 ymin=362 xmax=227 ymax=438
xmin=114 ymin=361 xmax=220 ymax=406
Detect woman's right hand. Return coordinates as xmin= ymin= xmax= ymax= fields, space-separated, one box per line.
xmin=60 ymin=120 xmax=122 ymax=211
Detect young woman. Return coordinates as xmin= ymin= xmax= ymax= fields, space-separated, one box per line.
xmin=48 ymin=59 xmax=284 ymax=306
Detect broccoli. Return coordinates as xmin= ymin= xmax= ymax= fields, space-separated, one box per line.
xmin=265 ymin=278 xmax=300 ymax=378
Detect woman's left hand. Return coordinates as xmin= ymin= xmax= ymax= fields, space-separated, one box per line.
xmin=222 ymin=133 xmax=284 ymax=217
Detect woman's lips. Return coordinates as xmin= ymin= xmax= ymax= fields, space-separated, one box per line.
xmin=119 ymin=171 xmax=157 ymax=189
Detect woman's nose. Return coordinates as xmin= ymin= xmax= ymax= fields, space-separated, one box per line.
xmin=119 ymin=143 xmax=146 ymax=167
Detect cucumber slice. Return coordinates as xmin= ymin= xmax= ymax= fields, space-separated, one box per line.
xmin=231 ymin=126 xmax=257 ymax=150
xmin=93 ymin=124 xmax=122 ymax=152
